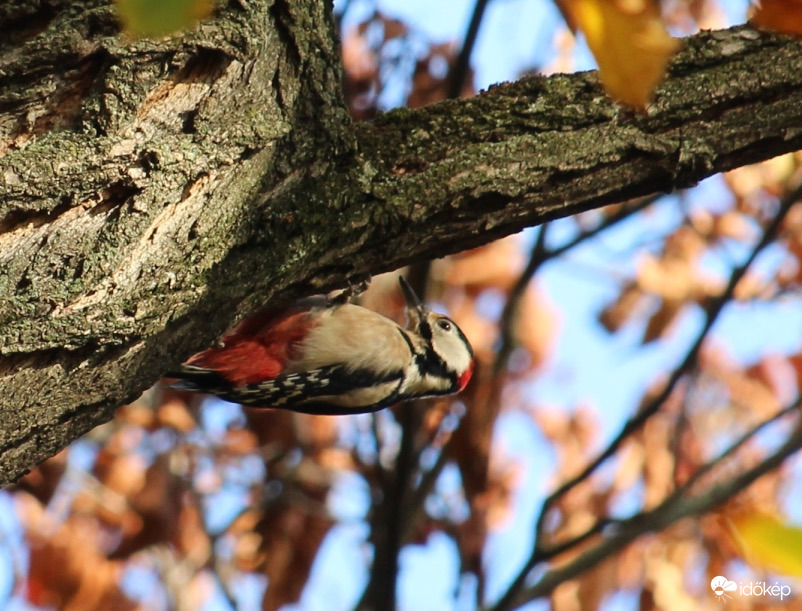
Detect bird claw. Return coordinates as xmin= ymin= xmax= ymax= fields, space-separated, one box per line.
xmin=330 ymin=274 xmax=371 ymax=305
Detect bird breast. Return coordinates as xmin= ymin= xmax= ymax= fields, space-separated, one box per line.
xmin=288 ymin=304 xmax=412 ymax=376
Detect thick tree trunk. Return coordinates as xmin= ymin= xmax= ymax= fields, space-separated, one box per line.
xmin=1 ymin=0 xmax=802 ymax=484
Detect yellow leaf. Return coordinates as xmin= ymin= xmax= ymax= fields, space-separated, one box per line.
xmin=565 ymin=0 xmax=679 ymax=108
xmin=752 ymin=0 xmax=802 ymax=36
xmin=116 ymin=0 xmax=214 ymax=39
xmin=729 ymin=512 xmax=802 ymax=577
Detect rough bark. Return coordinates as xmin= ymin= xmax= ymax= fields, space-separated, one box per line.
xmin=0 ymin=0 xmax=801 ymax=484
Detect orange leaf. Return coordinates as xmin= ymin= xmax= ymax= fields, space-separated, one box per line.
xmin=729 ymin=512 xmax=802 ymax=577
xmin=599 ymin=283 xmax=643 ymax=332
xmin=642 ymin=297 xmax=682 ymax=343
xmin=752 ymin=0 xmax=802 ymax=36
xmin=564 ymin=0 xmax=679 ymax=108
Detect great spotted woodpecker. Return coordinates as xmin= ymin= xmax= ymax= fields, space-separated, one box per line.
xmin=170 ymin=277 xmax=474 ymax=415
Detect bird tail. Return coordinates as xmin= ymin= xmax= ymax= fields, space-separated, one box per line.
xmin=166 ymin=364 xmax=232 ymax=394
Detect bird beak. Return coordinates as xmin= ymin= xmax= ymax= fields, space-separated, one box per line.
xmin=399 ymin=276 xmax=426 ymax=318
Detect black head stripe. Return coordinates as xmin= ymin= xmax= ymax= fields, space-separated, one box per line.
xmin=398 ymin=327 xmax=416 ymax=357
xmin=416 ymin=347 xmax=458 ymax=389
xmin=417 ymin=318 xmax=433 ymax=341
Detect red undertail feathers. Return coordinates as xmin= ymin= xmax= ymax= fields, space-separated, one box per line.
xmin=185 ymin=307 xmax=317 ymax=386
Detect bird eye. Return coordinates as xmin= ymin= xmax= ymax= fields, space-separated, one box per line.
xmin=437 ymin=319 xmax=452 ymax=331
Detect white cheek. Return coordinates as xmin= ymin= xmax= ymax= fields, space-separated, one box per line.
xmin=435 ymin=334 xmax=472 ymax=374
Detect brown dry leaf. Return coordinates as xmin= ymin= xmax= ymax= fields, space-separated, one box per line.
xmin=711 ymin=210 xmax=756 ymax=242
xmin=599 ymin=283 xmax=643 ymax=332
xmin=662 ymin=0 xmax=727 ymax=31
xmin=295 ymin=413 xmax=339 ymax=449
xmin=482 ymin=460 xmax=522 ymax=530
xmin=672 ymin=422 xmax=704 ymax=487
xmin=260 ymin=506 xmax=334 ymax=610
xmin=641 ymin=413 xmax=675 ymax=508
xmin=230 ymin=508 xmax=264 ymax=535
xmin=456 ymin=510 xmax=490 ymax=575
xmin=516 ymin=286 xmax=560 ymax=370
xmin=783 ymin=203 xmax=802 ymax=285
xmin=724 ymin=153 xmax=797 ymax=210
xmin=110 ymin=459 xmax=186 ymax=558
xmin=553 ymin=0 xmax=580 ymax=31
xmin=719 ymin=363 xmax=781 ymax=418
xmin=245 ymin=408 xmax=297 ymax=448
xmin=19 ymin=496 xmax=135 ymax=611
xmin=576 ymin=555 xmax=621 ymax=611
xmin=157 ymin=398 xmax=197 ymax=432
xmin=343 ymin=17 xmax=384 ymax=119
xmin=235 ymin=531 xmax=265 ymax=571
xmin=317 ymin=447 xmax=355 ymax=471
xmin=446 ymin=236 xmax=525 ymax=292
xmin=636 ymin=253 xmax=698 ymax=301
xmin=562 ymin=0 xmax=679 ymax=108
xmin=422 ymin=401 xmax=450 ymax=437
xmin=642 ymin=297 xmax=683 ymax=343
xmin=222 ymin=428 xmax=259 ymax=455
xmin=533 ymin=406 xmax=573 ymax=443
xmin=177 ymin=499 xmax=211 ymax=565
xmin=752 ymin=0 xmax=802 ymax=35
xmin=94 ymin=449 xmax=147 ymax=499
xmin=645 ymin=553 xmax=699 ymax=610
xmin=533 ymin=405 xmax=601 ymax=485
xmin=746 ymin=354 xmax=797 ymax=407
xmin=732 ymin=270 xmax=771 ymax=300
xmin=382 ymin=16 xmax=408 ymax=40
xmin=342 ymin=30 xmax=378 ymax=82
xmin=788 ymin=352 xmax=802 ymax=391
xmin=15 ymin=450 xmax=68 ymax=504
xmin=665 ymin=224 xmax=708 ymax=261
xmin=358 ymin=12 xmax=408 ymax=40
xmin=341 ymin=27 xmax=379 ymax=120
xmin=115 ymin=402 xmax=156 ymax=429
xmin=543 ymin=27 xmax=578 ymax=75
xmin=613 ymin=440 xmax=645 ymax=491
xmin=450 ymin=366 xmax=508 ymax=575
xmin=408 ymin=43 xmax=473 ymax=107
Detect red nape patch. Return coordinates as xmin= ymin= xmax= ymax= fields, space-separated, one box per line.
xmin=457 ymin=360 xmax=474 ymax=391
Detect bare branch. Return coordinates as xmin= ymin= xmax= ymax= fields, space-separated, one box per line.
xmin=493 ymin=196 xmax=656 ymax=376
xmin=446 ymin=0 xmax=490 ymax=99
xmin=492 ymin=181 xmax=802 ymax=609
xmin=491 ymin=405 xmax=802 ymax=609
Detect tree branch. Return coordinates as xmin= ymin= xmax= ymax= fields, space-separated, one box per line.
xmin=446 ymin=0 xmax=490 ymax=99
xmin=491 ymin=179 xmax=802 ymax=610
xmin=493 ymin=406 xmax=802 ymax=609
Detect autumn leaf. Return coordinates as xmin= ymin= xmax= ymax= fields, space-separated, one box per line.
xmin=729 ymin=512 xmax=802 ymax=577
xmin=642 ymin=297 xmax=682 ymax=343
xmin=752 ymin=0 xmax=802 ymax=36
xmin=564 ymin=0 xmax=679 ymax=108
xmin=116 ymin=0 xmax=214 ymax=38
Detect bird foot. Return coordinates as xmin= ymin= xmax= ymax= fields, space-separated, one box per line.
xmin=330 ymin=274 xmax=371 ymax=305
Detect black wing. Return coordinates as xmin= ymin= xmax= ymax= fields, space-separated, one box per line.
xmin=170 ymin=364 xmax=405 ymax=415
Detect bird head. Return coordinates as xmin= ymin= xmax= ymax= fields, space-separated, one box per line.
xmin=399 ymin=276 xmax=474 ymax=391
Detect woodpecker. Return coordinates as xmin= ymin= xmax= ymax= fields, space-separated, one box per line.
xmin=170 ymin=277 xmax=474 ymax=415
